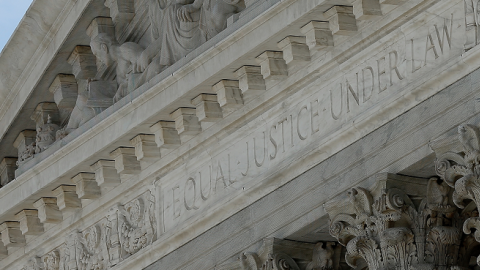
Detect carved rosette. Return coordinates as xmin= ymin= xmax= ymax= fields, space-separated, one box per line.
xmin=327 ymin=178 xmax=477 ymax=270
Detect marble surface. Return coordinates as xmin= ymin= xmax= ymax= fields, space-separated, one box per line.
xmin=0 ymin=0 xmax=479 ymax=269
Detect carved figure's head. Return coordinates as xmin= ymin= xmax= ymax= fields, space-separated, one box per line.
xmin=90 ymin=33 xmax=119 ymax=67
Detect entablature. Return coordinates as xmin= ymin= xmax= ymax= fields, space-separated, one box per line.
xmin=1 ymin=0 xmax=480 ymax=269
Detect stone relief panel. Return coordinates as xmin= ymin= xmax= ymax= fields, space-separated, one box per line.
xmin=85 ymin=0 xmax=245 ymax=103
xmin=48 ymin=0 xmax=245 ymax=144
xmin=17 ymin=191 xmax=155 ymax=270
xmin=20 ymin=250 xmax=61 ymax=270
xmin=325 ymin=175 xmax=480 ymax=270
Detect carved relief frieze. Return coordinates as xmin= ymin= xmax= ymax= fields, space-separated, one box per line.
xmin=326 ymin=174 xmax=480 ymax=270
xmin=17 ymin=191 xmax=156 ymax=270
xmin=21 ymin=257 xmax=43 ymax=270
xmin=20 ymin=250 xmax=61 ymax=270
xmin=42 ymin=250 xmax=60 ymax=270
xmin=105 ymin=191 xmax=156 ymax=264
xmin=63 ymin=227 xmax=108 ymax=270
xmin=35 ymin=115 xmax=60 ymax=154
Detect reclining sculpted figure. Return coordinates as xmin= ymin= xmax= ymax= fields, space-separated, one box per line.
xmin=90 ymin=33 xmax=144 ymax=102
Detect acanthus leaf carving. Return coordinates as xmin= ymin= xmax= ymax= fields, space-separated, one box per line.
xmin=433 ymin=123 xmax=480 ymax=266
xmin=326 ymin=175 xmax=478 ymax=270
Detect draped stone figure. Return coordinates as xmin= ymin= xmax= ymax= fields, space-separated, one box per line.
xmin=137 ymin=0 xmax=243 ymax=76
xmin=137 ymin=0 xmax=203 ymax=75
xmin=177 ymin=0 xmax=243 ymax=40
xmin=158 ymin=0 xmax=206 ymax=67
xmin=90 ymin=33 xmax=144 ymax=102
xmin=465 ymin=0 xmax=480 ymax=50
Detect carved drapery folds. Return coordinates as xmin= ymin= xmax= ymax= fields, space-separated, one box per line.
xmin=325 ymin=174 xmax=480 ymax=270
xmin=464 ymin=0 xmax=480 ymax=51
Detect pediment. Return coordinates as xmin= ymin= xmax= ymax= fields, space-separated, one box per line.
xmin=0 ymin=0 xmax=479 ymax=269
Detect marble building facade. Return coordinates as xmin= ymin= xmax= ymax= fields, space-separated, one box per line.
xmin=1 ymin=0 xmax=480 ymax=269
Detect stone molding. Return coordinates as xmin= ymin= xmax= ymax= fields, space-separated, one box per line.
xmin=1 ymin=0 xmax=479 ymax=269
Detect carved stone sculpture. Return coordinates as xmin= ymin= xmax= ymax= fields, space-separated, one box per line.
xmin=326 ymin=174 xmax=480 ymax=270
xmin=89 ymin=32 xmax=144 ymax=102
xmin=14 ymin=130 xmax=37 ymax=167
xmin=306 ymin=242 xmax=336 ymax=270
xmin=138 ymin=0 xmax=243 ymax=74
xmin=434 ymin=124 xmax=480 ymax=266
xmin=63 ymin=228 xmax=107 ymax=270
xmin=57 ymin=191 xmax=156 ymax=269
xmin=465 ymin=0 xmax=480 ymax=50
xmin=35 ymin=115 xmax=60 ymax=154
xmin=177 ymin=0 xmax=243 ymax=40
xmin=106 ymin=191 xmax=156 ymax=264
xmin=42 ymin=250 xmax=60 ymax=270
xmin=218 ymin=238 xmax=345 ymax=270
xmin=21 ymin=257 xmax=42 ymax=270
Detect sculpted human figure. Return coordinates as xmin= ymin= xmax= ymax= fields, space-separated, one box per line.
xmin=136 ymin=0 xmax=243 ymax=78
xmin=90 ymin=33 xmax=144 ymax=101
xmin=465 ymin=0 xmax=480 ymax=50
xmin=137 ymin=0 xmax=202 ymax=75
xmin=158 ymin=0 xmax=205 ymax=67
xmin=177 ymin=0 xmax=243 ymax=40
xmin=56 ymin=80 xmax=95 ymax=140
xmin=136 ymin=0 xmax=168 ymax=75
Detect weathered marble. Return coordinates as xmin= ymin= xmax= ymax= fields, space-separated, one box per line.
xmin=1 ymin=0 xmax=479 ymax=269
